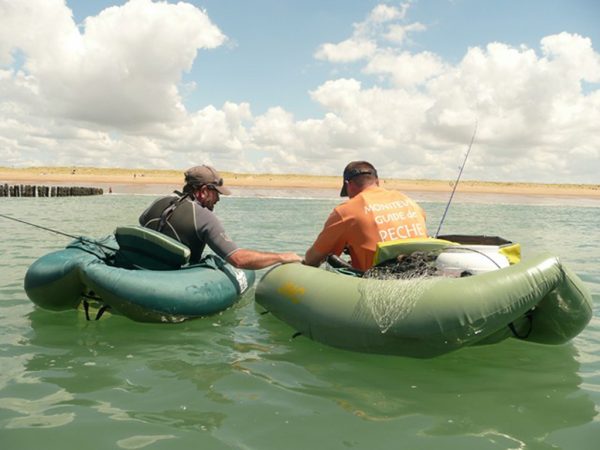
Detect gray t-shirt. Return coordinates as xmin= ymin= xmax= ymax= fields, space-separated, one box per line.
xmin=139 ymin=194 xmax=239 ymax=264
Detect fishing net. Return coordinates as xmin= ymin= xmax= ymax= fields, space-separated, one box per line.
xmin=363 ymin=251 xmax=441 ymax=279
xmin=357 ymin=251 xmax=442 ymax=334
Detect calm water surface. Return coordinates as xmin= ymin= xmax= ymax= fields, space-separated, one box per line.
xmin=1 ymin=189 xmax=599 ymax=450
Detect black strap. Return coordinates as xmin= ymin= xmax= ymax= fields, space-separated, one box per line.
xmin=508 ymin=311 xmax=534 ymax=339
xmin=82 ymin=302 xmax=111 ymax=321
xmin=95 ymin=305 xmax=111 ymax=321
xmin=82 ymin=292 xmax=110 ymax=321
xmin=83 ymin=300 xmax=91 ymax=321
xmin=157 ymin=192 xmax=189 ymax=233
xmin=157 ymin=202 xmax=178 ymax=233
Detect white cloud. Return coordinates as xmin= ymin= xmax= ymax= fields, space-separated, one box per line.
xmin=314 ymin=39 xmax=377 ymax=63
xmin=1 ymin=0 xmax=225 ymax=128
xmin=384 ymin=22 xmax=426 ymax=45
xmin=368 ymin=4 xmax=407 ymax=23
xmin=364 ymin=49 xmax=445 ymax=86
xmin=314 ymin=2 xmax=422 ymax=64
xmin=170 ymin=102 xmax=252 ymax=156
xmin=541 ymin=32 xmax=600 ymax=83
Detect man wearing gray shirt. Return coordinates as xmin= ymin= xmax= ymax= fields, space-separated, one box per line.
xmin=139 ymin=165 xmax=301 ymax=269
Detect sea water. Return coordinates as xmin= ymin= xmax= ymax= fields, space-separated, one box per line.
xmin=1 ymin=189 xmax=599 ymax=450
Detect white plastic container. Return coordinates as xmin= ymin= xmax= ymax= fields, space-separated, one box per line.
xmin=435 ymin=245 xmax=510 ymax=277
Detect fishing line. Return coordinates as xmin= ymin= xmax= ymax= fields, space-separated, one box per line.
xmin=0 ymin=213 xmax=118 ymax=251
xmin=435 ymin=121 xmax=478 ymax=237
xmin=0 ymin=212 xmax=80 ymax=239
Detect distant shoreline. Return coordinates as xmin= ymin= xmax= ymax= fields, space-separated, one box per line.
xmin=1 ymin=166 xmax=598 ymax=198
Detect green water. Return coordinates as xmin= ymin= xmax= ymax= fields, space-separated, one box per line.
xmin=1 ymin=191 xmax=599 ymax=449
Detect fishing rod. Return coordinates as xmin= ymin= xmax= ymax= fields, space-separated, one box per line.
xmin=435 ymin=121 xmax=478 ymax=237
xmin=0 ymin=213 xmax=118 ymax=251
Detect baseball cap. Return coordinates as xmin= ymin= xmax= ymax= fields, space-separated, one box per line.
xmin=340 ymin=161 xmax=378 ymax=196
xmin=184 ymin=165 xmax=232 ymax=195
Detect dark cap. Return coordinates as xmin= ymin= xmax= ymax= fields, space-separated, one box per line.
xmin=184 ymin=165 xmax=232 ymax=195
xmin=340 ymin=161 xmax=378 ymax=197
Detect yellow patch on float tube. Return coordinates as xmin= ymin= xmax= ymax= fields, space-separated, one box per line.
xmin=499 ymin=242 xmax=521 ymax=264
xmin=277 ymin=282 xmax=305 ymax=304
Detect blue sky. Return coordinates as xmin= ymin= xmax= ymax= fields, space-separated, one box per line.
xmin=1 ymin=0 xmax=599 ymax=183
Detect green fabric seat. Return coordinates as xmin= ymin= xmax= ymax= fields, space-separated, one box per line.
xmin=114 ymin=226 xmax=191 ymax=270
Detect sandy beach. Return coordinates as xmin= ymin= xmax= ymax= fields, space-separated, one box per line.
xmin=1 ymin=166 xmax=598 ymax=198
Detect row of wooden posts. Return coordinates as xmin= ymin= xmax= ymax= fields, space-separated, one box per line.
xmin=0 ymin=184 xmax=104 ymax=197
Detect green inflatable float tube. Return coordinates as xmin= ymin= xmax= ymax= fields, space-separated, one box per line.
xmin=24 ymin=226 xmax=255 ymax=323
xmin=255 ymin=236 xmax=592 ymax=358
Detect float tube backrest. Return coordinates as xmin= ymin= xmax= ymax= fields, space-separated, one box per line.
xmin=437 ymin=234 xmax=522 ymax=264
xmin=114 ymin=226 xmax=191 ymax=270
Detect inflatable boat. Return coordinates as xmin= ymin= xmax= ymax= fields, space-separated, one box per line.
xmin=24 ymin=226 xmax=255 ymax=323
xmin=255 ymin=236 xmax=593 ymax=358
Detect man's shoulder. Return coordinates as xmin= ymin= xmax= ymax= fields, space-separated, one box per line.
xmin=152 ymin=192 xmax=184 ymax=204
xmin=190 ymin=201 xmax=221 ymax=223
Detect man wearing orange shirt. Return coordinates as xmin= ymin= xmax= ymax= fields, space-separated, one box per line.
xmin=304 ymin=161 xmax=428 ymax=271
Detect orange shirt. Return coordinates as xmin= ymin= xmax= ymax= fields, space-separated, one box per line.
xmin=312 ymin=186 xmax=428 ymax=271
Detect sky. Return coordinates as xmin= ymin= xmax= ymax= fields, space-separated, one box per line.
xmin=1 ymin=0 xmax=599 ymax=183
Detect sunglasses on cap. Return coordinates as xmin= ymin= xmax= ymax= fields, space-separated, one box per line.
xmin=204 ymin=174 xmax=232 ymax=196
xmin=197 ymin=177 xmax=222 ymax=188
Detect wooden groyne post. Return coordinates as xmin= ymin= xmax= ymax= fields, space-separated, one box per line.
xmin=0 ymin=184 xmax=104 ymax=197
